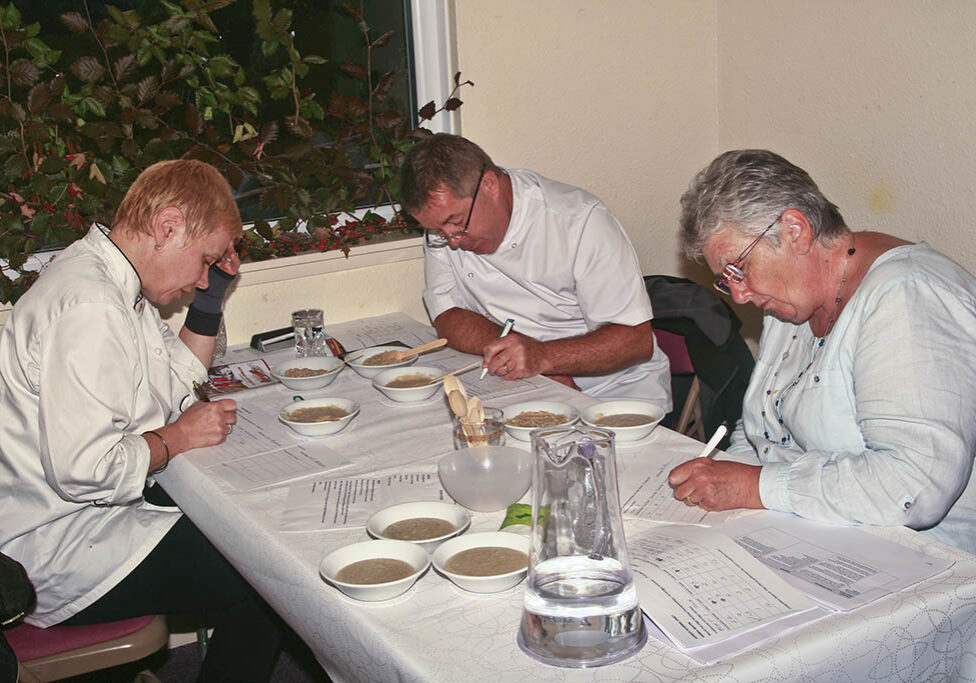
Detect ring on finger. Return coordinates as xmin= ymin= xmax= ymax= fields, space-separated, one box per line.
xmin=226 ymin=424 xmax=233 ymax=435
xmin=502 ymin=364 xmax=509 ymax=372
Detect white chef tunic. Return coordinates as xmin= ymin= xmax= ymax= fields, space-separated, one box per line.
xmin=0 ymin=225 xmax=202 ymax=626
xmin=423 ymin=168 xmax=671 ymax=410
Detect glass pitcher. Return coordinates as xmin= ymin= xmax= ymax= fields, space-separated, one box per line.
xmin=517 ymin=426 xmax=645 ymax=668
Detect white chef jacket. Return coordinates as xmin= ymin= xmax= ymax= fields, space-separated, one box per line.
xmin=0 ymin=225 xmax=203 ymax=626
xmin=423 ymin=168 xmax=671 ymax=409
xmin=726 ymin=242 xmax=976 ymax=554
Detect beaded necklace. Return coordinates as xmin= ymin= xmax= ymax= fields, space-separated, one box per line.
xmin=761 ymin=233 xmax=857 ymax=446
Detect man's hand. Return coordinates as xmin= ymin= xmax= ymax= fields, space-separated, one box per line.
xmin=482 ymin=333 xmax=547 ymax=379
xmin=667 ymin=459 xmax=764 ymax=511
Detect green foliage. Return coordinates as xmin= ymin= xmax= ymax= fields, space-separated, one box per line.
xmin=0 ymin=0 xmax=472 ymax=303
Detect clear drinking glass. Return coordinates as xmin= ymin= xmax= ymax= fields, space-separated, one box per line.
xmin=518 ymin=426 xmax=645 ymax=668
xmin=452 ymin=407 xmax=505 ymax=449
xmin=292 ymin=308 xmax=325 ymax=357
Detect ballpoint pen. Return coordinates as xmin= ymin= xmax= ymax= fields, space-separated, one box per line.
xmin=695 ymin=424 xmax=728 ymax=459
xmin=481 ymin=318 xmax=515 ymax=380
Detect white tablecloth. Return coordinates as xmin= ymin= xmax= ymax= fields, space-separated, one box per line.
xmin=159 ymin=345 xmax=976 ymax=682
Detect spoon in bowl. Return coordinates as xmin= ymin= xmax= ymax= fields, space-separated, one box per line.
xmin=390 ymin=338 xmax=447 ymax=363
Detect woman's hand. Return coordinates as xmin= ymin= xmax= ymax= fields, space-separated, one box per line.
xmin=173 ymin=398 xmax=238 ymax=451
xmin=668 ymin=459 xmax=764 ymax=511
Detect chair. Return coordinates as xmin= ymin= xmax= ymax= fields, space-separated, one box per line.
xmin=654 ymin=328 xmax=706 ymax=441
xmin=645 ymin=275 xmax=755 ymax=444
xmin=7 ymin=615 xmax=168 ymax=682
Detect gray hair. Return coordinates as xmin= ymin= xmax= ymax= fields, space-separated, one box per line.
xmin=679 ymin=149 xmax=848 ymax=261
xmin=400 ymin=134 xmax=499 ymax=213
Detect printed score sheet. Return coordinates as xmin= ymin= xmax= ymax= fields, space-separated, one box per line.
xmin=629 ymin=524 xmax=823 ymax=663
xmin=720 ymin=512 xmax=954 ymax=611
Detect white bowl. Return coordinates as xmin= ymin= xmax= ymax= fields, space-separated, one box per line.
xmin=319 ymin=540 xmax=430 ymax=602
xmin=279 ymin=397 xmax=360 ymax=437
xmin=271 ymin=356 xmax=344 ymax=390
xmin=580 ymin=399 xmax=666 ymax=442
xmin=366 ymin=501 xmax=471 ymax=552
xmin=437 ymin=446 xmax=533 ymax=512
xmin=501 ymin=400 xmax=579 ymax=441
xmin=371 ymin=366 xmax=443 ymax=403
xmin=432 ymin=531 xmax=531 ymax=593
xmin=346 ymin=345 xmax=417 ymax=379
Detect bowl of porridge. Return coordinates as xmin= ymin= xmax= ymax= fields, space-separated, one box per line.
xmin=320 ymin=539 xmax=430 ymax=602
xmin=431 ymin=531 xmax=531 ymax=593
xmin=278 ymin=397 xmax=360 ymax=436
xmin=366 ymin=501 xmax=471 ymax=552
xmin=580 ymin=399 xmax=666 ymax=442
xmin=271 ymin=355 xmax=344 ymax=390
xmin=501 ymin=400 xmax=579 ymax=441
xmin=371 ymin=366 xmax=443 ymax=403
xmin=346 ymin=345 xmax=417 ymax=379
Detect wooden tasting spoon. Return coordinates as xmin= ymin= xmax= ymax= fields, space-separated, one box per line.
xmin=391 ymin=338 xmax=447 ymax=363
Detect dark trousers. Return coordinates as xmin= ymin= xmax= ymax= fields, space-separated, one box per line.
xmin=63 ymin=509 xmax=283 ymax=682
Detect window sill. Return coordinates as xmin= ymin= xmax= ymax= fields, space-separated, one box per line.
xmin=237 ymin=235 xmax=424 ymax=286
xmin=0 ymin=236 xmax=426 ymax=326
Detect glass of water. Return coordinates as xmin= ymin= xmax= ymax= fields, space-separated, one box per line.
xmin=291 ymin=308 xmax=325 ymax=357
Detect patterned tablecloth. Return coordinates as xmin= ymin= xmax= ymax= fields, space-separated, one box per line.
xmin=159 ymin=342 xmax=976 ymax=683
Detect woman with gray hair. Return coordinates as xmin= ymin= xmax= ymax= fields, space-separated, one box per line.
xmin=669 ymin=149 xmax=976 ymax=554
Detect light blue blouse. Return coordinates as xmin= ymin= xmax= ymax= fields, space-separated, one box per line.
xmin=727 ymin=242 xmax=976 ymax=554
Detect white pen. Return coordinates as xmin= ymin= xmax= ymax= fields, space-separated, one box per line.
xmin=481 ymin=318 xmax=516 ymax=380
xmin=695 ymin=424 xmax=728 ymax=459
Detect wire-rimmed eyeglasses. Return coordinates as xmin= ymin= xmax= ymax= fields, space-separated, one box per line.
xmin=425 ymin=165 xmax=487 ymax=248
xmin=713 ymin=215 xmax=781 ymax=295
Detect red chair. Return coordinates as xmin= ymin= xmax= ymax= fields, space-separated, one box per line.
xmin=655 ymin=328 xmax=706 ymax=441
xmin=7 ymin=615 xmax=168 ymax=682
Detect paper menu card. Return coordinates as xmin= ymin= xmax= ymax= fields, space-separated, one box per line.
xmin=280 ymin=470 xmax=448 ymax=532
xmin=629 ymin=524 xmax=820 ymax=652
xmin=720 ymin=512 xmax=954 ymax=612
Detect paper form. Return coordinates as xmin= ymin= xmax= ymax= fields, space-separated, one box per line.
xmin=208 ymin=443 xmax=351 ymax=491
xmin=617 ymin=452 xmax=745 ymax=526
xmin=328 ymin=313 xmax=438 ymax=353
xmin=719 ymin=512 xmax=954 ymax=611
xmin=182 ymin=393 xmax=352 ymax=490
xmin=628 ymin=524 xmax=819 ymax=651
xmin=280 ymin=470 xmax=447 ymax=531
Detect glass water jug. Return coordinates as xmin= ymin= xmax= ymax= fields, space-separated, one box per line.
xmin=517 ymin=426 xmax=645 ymax=667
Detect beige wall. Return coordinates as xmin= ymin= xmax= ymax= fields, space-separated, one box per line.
xmin=715 ymin=0 xmax=976 ymax=336
xmin=454 ymin=0 xmax=718 ymax=281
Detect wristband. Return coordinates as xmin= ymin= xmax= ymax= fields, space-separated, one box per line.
xmin=192 ymin=263 xmax=236 ymax=314
xmin=146 ymin=430 xmax=171 ymax=475
xmin=185 ymin=305 xmax=222 ymax=336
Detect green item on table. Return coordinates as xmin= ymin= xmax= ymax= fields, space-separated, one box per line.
xmin=500 ymin=503 xmax=548 ymax=529
xmin=500 ymin=503 xmax=532 ymax=529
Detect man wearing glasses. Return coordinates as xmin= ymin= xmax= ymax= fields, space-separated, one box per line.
xmin=400 ymin=133 xmax=671 ymax=409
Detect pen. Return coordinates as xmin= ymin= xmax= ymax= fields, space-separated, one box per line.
xmin=193 ymin=381 xmax=211 ymax=403
xmin=695 ymin=424 xmax=728 ymax=459
xmin=481 ymin=318 xmax=516 ymax=380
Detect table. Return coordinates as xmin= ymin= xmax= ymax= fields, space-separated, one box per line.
xmin=159 ymin=324 xmax=976 ymax=682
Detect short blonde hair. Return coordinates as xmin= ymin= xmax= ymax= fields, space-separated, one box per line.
xmin=112 ymin=159 xmax=242 ymax=240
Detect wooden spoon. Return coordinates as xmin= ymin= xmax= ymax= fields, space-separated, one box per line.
xmin=432 ymin=360 xmax=482 ymax=383
xmin=465 ymin=395 xmax=486 ymax=440
xmin=447 ymin=389 xmax=468 ymax=419
xmin=442 ymin=374 xmax=467 ymax=401
xmin=392 ymin=338 xmax=447 ymax=362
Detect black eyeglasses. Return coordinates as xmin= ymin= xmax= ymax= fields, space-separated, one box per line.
xmin=713 ymin=215 xmax=781 ymax=295
xmin=425 ymin=165 xmax=486 ymax=248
